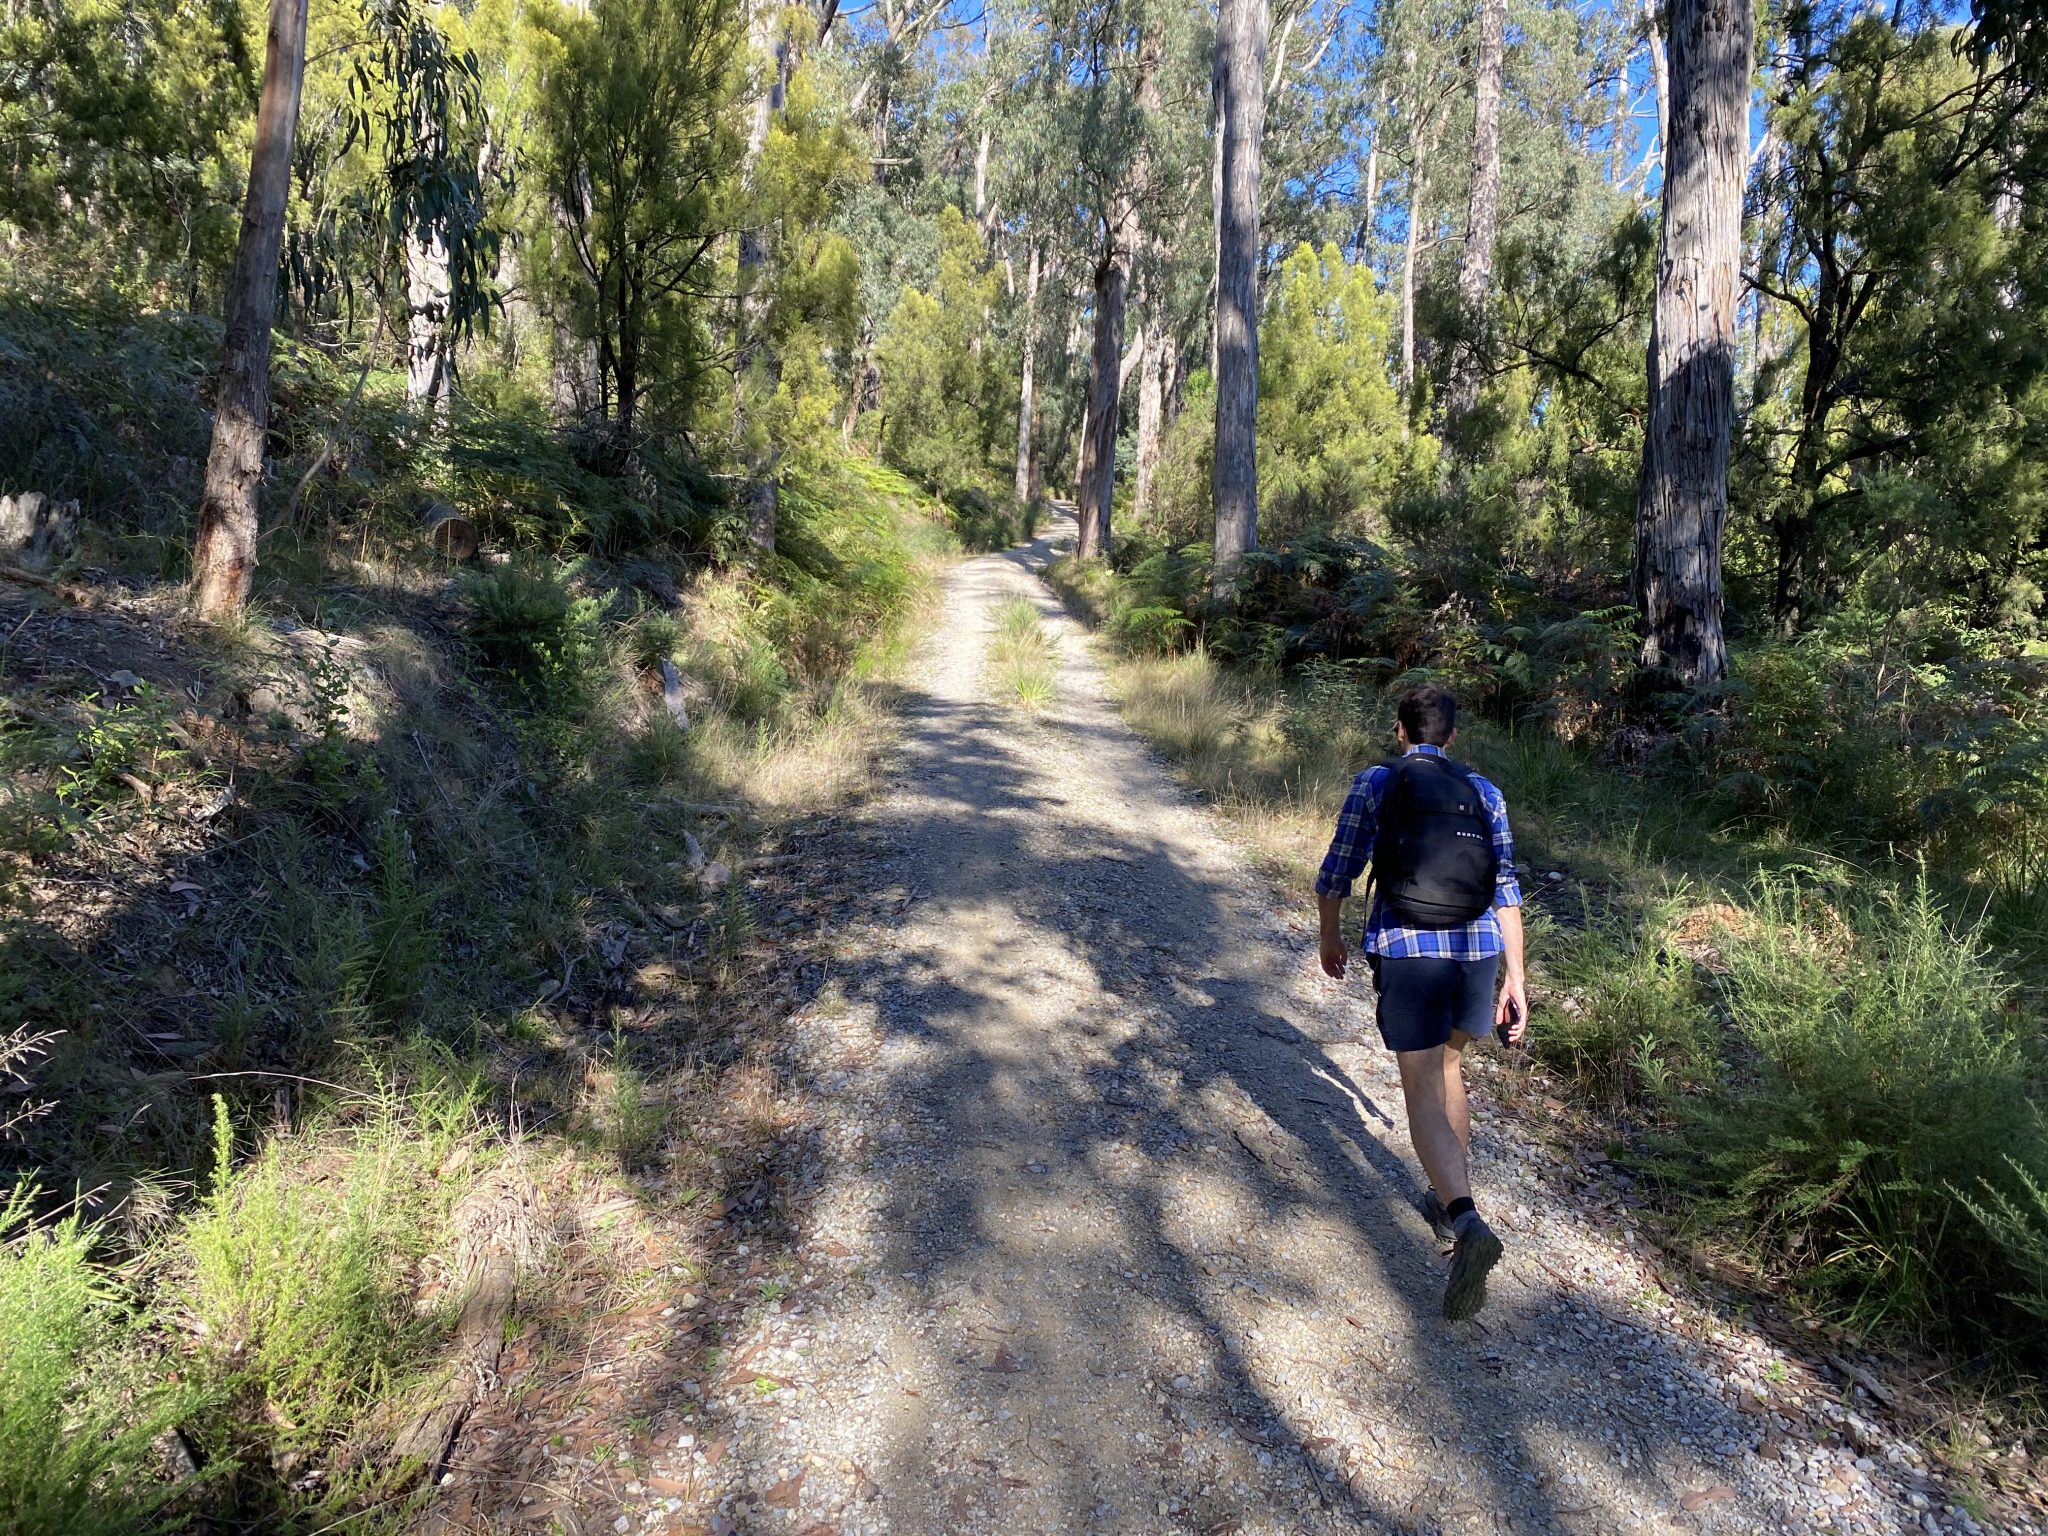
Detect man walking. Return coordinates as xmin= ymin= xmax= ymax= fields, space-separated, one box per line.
xmin=1315 ymin=684 xmax=1527 ymax=1321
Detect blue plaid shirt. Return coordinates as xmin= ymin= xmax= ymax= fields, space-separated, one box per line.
xmin=1314 ymin=744 xmax=1523 ymax=960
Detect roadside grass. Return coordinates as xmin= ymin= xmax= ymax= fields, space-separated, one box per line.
xmin=987 ymin=597 xmax=1058 ymax=712
xmin=0 ymin=403 xmax=949 ymax=1523
xmin=1046 ymin=561 xmax=2048 ymax=1393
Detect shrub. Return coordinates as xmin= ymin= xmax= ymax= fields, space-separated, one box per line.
xmin=0 ymin=1188 xmax=203 ymax=1535
xmin=461 ymin=560 xmax=609 ymax=713
xmin=1534 ymin=894 xmax=1715 ymax=1110
xmin=1680 ymin=872 xmax=2048 ymax=1337
xmin=180 ymin=1088 xmax=468 ymax=1483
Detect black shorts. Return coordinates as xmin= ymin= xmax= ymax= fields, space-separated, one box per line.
xmin=1366 ymin=953 xmax=1501 ymax=1054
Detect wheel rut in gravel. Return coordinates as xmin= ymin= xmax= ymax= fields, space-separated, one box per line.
xmin=673 ymin=509 xmax=1940 ymax=1536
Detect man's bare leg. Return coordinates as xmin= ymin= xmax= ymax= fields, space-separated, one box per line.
xmin=1402 ymin=1032 xmax=1503 ymax=1320
xmin=1395 ymin=1044 xmax=1471 ymax=1205
xmin=1442 ymin=1028 xmax=1475 ymax=1162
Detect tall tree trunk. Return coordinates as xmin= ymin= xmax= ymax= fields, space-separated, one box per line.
xmin=1634 ymin=0 xmax=1750 ymax=685
xmin=1076 ymin=22 xmax=1162 ymax=559
xmin=1162 ymin=333 xmax=1184 ymax=425
xmin=403 ymin=99 xmax=457 ymax=418
xmin=192 ymin=0 xmax=311 ymax=618
xmin=1133 ymin=320 xmax=1164 ymax=521
xmin=1072 ymin=396 xmax=1090 ymax=502
xmin=1399 ymin=153 xmax=1429 ymax=397
xmin=735 ymin=0 xmax=787 ymax=554
xmin=1076 ymin=253 xmax=1126 ymax=559
xmin=1444 ymin=0 xmax=1505 ymax=432
xmin=1211 ymin=0 xmax=1268 ymax=590
xmin=616 ymin=268 xmax=640 ymax=440
xmin=550 ymin=185 xmax=599 ymax=424
xmin=1608 ymin=40 xmax=1633 ymax=184
xmin=1357 ymin=140 xmax=1380 ymax=255
xmin=974 ymin=122 xmax=993 ymax=232
xmin=1208 ymin=53 xmax=1226 ymax=381
xmin=1014 ymin=244 xmax=1042 ymax=505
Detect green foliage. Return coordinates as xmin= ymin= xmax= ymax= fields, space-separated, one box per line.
xmin=183 ymin=1089 xmax=464 ymax=1476
xmin=461 ymin=559 xmax=610 ymax=712
xmin=1680 ymin=874 xmax=2048 ymax=1336
xmin=1743 ymin=17 xmax=2048 ymax=632
xmin=1535 ymin=895 xmax=1714 ymax=1109
xmin=1962 ymin=1159 xmax=2048 ymax=1323
xmin=0 ymin=1188 xmax=204 ymax=1536
xmin=1256 ymin=244 xmax=1434 ymax=540
xmin=527 ymin=0 xmax=740 ymax=437
xmin=873 ymin=207 xmax=1009 ymax=501
xmin=0 ymin=0 xmax=250 ymax=288
xmin=55 ymin=685 xmax=181 ymax=812
xmin=1667 ymin=620 xmax=2048 ymax=882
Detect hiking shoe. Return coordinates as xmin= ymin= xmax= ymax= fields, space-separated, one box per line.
xmin=1416 ymin=1189 xmax=1458 ymax=1245
xmin=1443 ymin=1211 xmax=1503 ymax=1322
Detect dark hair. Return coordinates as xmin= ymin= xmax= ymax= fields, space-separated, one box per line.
xmin=1397 ymin=684 xmax=1458 ymax=746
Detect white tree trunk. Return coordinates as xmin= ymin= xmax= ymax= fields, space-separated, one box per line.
xmin=1014 ymin=245 xmax=1041 ymax=505
xmin=1134 ymin=319 xmax=1163 ymax=520
xmin=1399 ymin=156 xmax=1429 ymax=396
xmin=1444 ymin=0 xmax=1505 ymax=430
xmin=1076 ymin=22 xmax=1161 ymax=559
xmin=405 ymin=221 xmax=453 ymax=414
xmin=1211 ymin=0 xmax=1268 ymax=590
xmin=1644 ymin=0 xmax=1669 ymax=182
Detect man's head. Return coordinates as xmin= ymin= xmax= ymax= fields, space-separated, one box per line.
xmin=1395 ymin=684 xmax=1458 ymax=748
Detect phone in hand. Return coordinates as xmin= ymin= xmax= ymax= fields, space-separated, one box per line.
xmin=1500 ymin=995 xmax=1524 ymax=1050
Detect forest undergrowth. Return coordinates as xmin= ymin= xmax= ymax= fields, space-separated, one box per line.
xmin=0 ymin=290 xmax=970 ymax=1532
xmin=1046 ymin=537 xmax=2048 ymax=1433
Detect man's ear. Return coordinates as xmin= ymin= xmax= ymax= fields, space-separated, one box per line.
xmin=1445 ymin=728 xmax=1457 ymax=749
xmin=1394 ymin=721 xmax=1409 ymax=748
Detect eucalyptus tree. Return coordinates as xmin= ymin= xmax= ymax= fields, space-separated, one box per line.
xmin=1073 ymin=3 xmax=1165 ymax=561
xmin=1632 ymin=0 xmax=1750 ymax=683
xmin=195 ymin=0 xmax=492 ymax=616
xmin=1443 ymin=0 xmax=1505 ymax=433
xmin=192 ymin=0 xmax=311 ymax=618
xmin=1211 ymin=0 xmax=1268 ymax=584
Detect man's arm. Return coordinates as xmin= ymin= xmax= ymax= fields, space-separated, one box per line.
xmin=1484 ymin=779 xmax=1528 ymax=1041
xmin=1314 ymin=770 xmax=1380 ymax=980
xmin=1494 ymin=902 xmax=1528 ymax=1042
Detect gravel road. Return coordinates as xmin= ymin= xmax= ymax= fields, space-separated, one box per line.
xmin=631 ymin=512 xmax=2019 ymax=1536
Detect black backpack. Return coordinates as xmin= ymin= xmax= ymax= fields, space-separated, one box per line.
xmin=1370 ymin=754 xmax=1499 ymax=927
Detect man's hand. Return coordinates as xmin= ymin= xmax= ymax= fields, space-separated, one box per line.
xmin=1496 ymin=975 xmax=1528 ymax=1044
xmin=1316 ymin=892 xmax=1349 ymax=979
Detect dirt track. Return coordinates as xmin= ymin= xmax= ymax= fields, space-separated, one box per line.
xmin=619 ymin=511 xmax=1975 ymax=1536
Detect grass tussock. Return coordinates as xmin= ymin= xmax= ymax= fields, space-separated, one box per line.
xmin=987 ymin=597 xmax=1058 ymax=712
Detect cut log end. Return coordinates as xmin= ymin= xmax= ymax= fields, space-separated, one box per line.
xmin=423 ymin=503 xmax=479 ymax=562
